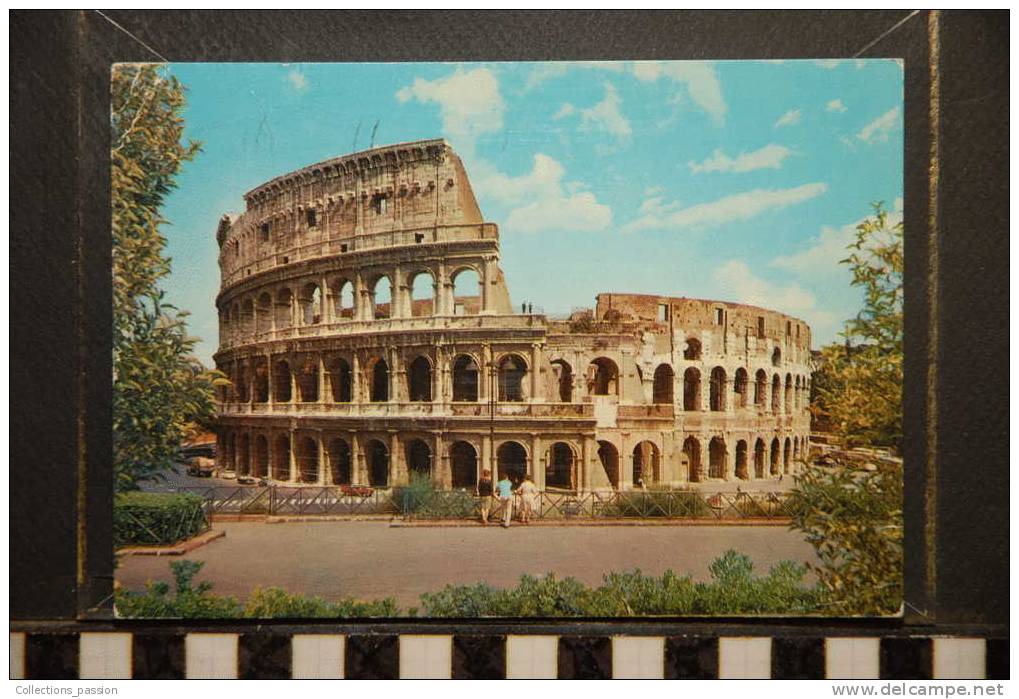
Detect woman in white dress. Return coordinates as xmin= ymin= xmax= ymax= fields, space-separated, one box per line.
xmin=516 ymin=474 xmax=540 ymax=523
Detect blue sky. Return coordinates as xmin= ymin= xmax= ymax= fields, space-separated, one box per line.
xmin=158 ymin=60 xmax=903 ymax=367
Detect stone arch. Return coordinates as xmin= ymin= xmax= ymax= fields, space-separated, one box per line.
xmin=631 ymin=441 xmax=661 ymax=486
xmin=327 ymin=437 xmax=351 ymax=485
xmin=370 ymin=358 xmax=389 ymax=402
xmin=754 ymin=438 xmax=766 ymax=478
xmin=588 ymin=357 xmax=619 ymax=396
xmin=370 ymin=274 xmax=393 ymax=320
xmin=253 ymin=434 xmax=269 ymax=478
xmin=497 ymin=440 xmax=528 ymax=483
xmin=299 ymin=282 xmax=321 ymax=325
xmin=272 ymin=434 xmax=290 ymax=480
xmin=256 ymin=292 xmax=273 ymax=334
xmin=451 ymin=354 xmax=480 ymax=402
xmin=708 ymin=437 xmax=726 ymax=479
xmin=497 ymin=353 xmax=527 ymax=402
xmin=241 ymin=298 xmax=255 ymax=336
xmin=597 ymin=440 xmax=620 ymax=489
xmin=683 ymin=436 xmax=702 ymax=482
xmin=683 ymin=367 xmax=701 ymax=411
xmin=772 ymin=346 xmax=782 ymax=367
xmin=653 ymin=364 xmax=674 ymax=404
xmin=551 ymin=359 xmax=574 ymax=402
xmin=771 ymin=373 xmax=782 ymax=412
xmin=451 ymin=266 xmax=481 ymax=316
xmin=709 ymin=366 xmax=727 ymax=411
xmin=296 ymin=435 xmax=319 ymax=483
xmin=770 ymin=437 xmax=781 ymax=475
xmin=328 ymin=357 xmax=352 ymax=402
xmin=331 ymin=278 xmax=355 ymax=319
xmin=296 ymin=357 xmax=318 ymax=403
xmin=735 ymin=439 xmax=749 ymax=480
xmin=683 ymin=337 xmax=702 ymax=361
xmin=734 ymin=368 xmax=749 ymax=408
xmin=366 ymin=439 xmax=390 ymax=487
xmin=407 ymin=355 xmax=432 ymax=402
xmin=274 ymin=288 xmax=294 ymax=329
xmin=784 ymin=437 xmax=792 ymax=473
xmin=547 ymin=442 xmax=576 ymax=490
xmin=253 ymin=358 xmax=269 ymax=403
xmin=405 ymin=438 xmax=432 ymax=479
xmin=450 ymin=441 xmax=478 ymax=490
xmin=754 ymin=369 xmax=768 ymax=407
xmin=236 ymin=433 xmax=250 ymax=475
xmin=409 ymin=270 xmax=436 ymax=317
xmin=273 ymin=359 xmax=291 ymax=402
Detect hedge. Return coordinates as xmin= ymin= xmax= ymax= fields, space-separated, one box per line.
xmin=114 ymin=491 xmax=209 ymax=547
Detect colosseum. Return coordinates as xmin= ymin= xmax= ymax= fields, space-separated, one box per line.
xmin=213 ymin=138 xmax=813 ymax=493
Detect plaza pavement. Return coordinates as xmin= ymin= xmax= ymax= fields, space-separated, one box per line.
xmin=116 ymin=520 xmax=818 ymax=608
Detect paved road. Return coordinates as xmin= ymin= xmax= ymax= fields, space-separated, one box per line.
xmin=117 ymin=521 xmax=817 ymax=608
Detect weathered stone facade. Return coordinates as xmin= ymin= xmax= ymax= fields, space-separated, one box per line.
xmin=214 ymin=139 xmax=812 ymax=492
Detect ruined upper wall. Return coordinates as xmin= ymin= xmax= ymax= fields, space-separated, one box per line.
xmin=595 ymin=293 xmax=812 ymax=351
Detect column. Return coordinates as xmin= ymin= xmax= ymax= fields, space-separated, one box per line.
xmin=434 ymin=432 xmax=449 ymax=489
xmin=390 ymin=349 xmax=402 ymax=403
xmin=724 ymin=437 xmax=735 ymax=481
xmin=317 ymin=433 xmax=327 ymax=485
xmin=389 ymin=431 xmax=403 ymax=486
xmin=530 ymin=344 xmax=541 ymax=403
xmin=530 ymin=434 xmax=542 ymax=486
xmin=266 ymin=354 xmax=274 ymax=406
xmin=247 ymin=361 xmax=254 ymax=407
xmin=288 ymin=428 xmax=297 ymax=482
xmin=289 ymin=358 xmax=297 ymax=405
xmin=479 ymin=344 xmax=491 ymax=402
xmin=581 ymin=435 xmax=596 ymax=492
xmin=436 ymin=261 xmax=449 ymax=316
xmin=431 ymin=348 xmax=443 ymax=404
xmin=320 ymin=275 xmax=331 ymax=324
xmin=350 ymin=431 xmax=363 ymax=484
xmin=480 ymin=257 xmax=495 ymax=314
xmin=481 ymin=434 xmax=492 ymax=480
xmin=351 ymin=353 xmax=362 ymax=405
xmin=393 ymin=265 xmax=406 ymax=318
xmin=619 ymin=433 xmax=631 ymax=490
xmin=318 ymin=354 xmax=327 ymax=404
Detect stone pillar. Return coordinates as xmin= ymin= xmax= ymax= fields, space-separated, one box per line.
xmin=389 ymin=431 xmax=404 ymax=486
xmin=434 ymin=432 xmax=449 ymax=489
xmin=289 ymin=359 xmax=297 ymax=405
xmin=317 ymin=434 xmax=327 ymax=485
xmin=247 ymin=361 xmax=255 ymax=407
xmin=435 ymin=262 xmax=448 ymax=316
xmin=320 ymin=275 xmax=331 ymax=324
xmin=318 ymin=354 xmax=327 ymax=404
xmin=481 ymin=434 xmax=493 ymax=481
xmin=530 ymin=344 xmax=541 ymax=403
xmin=390 ymin=349 xmax=402 ymax=403
xmin=724 ymin=438 xmax=735 ymax=481
xmin=480 ymin=257 xmax=495 ymax=314
xmin=530 ymin=434 xmax=542 ymax=486
xmin=619 ymin=433 xmax=631 ymax=491
xmin=267 ymin=431 xmax=275 ymax=481
xmin=350 ymin=431 xmax=363 ymax=484
xmin=431 ymin=349 xmax=443 ymax=404
xmin=581 ymin=435 xmax=596 ymax=492
xmin=266 ymin=354 xmax=274 ymax=406
xmin=288 ymin=428 xmax=297 ymax=482
xmin=479 ymin=344 xmax=492 ymax=402
xmin=393 ymin=265 xmax=406 ymax=318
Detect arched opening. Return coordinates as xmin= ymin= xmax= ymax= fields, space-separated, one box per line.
xmin=224 ymin=434 xmax=235 ymax=472
xmin=328 ymin=357 xmax=352 ymax=402
xmin=274 ymin=288 xmax=293 ymax=329
xmin=772 ymin=346 xmax=782 ymax=367
xmin=328 ymin=438 xmax=351 ymax=485
xmin=551 ymin=359 xmax=574 ymax=402
xmin=234 ymin=363 xmax=249 ymax=402
xmin=256 ymin=292 xmax=273 ymax=334
xmin=272 ymin=434 xmax=290 ymax=481
xmin=754 ymin=369 xmax=768 ymax=407
xmin=734 ymin=368 xmax=749 ymax=408
xmin=784 ymin=437 xmax=792 ymax=473
xmin=588 ymin=357 xmax=619 ymax=396
xmin=299 ymin=283 xmax=322 ymax=325
xmin=241 ymin=299 xmax=255 ymax=336
xmin=754 ymin=439 xmax=766 ymax=478
xmin=708 ymin=437 xmax=726 ymax=479
xmin=709 ymin=367 xmax=727 ymax=411
xmin=297 ymin=436 xmax=318 ymax=483
xmin=735 ymin=440 xmax=748 ymax=480
xmin=498 ymin=354 xmax=527 ymax=402
xmin=407 ymin=356 xmax=432 ymax=402
xmin=331 ymin=279 xmax=355 ymax=319
xmin=794 ymin=376 xmax=802 ymax=410
xmin=497 ymin=441 xmax=528 ymax=484
xmin=597 ymin=441 xmax=620 ymax=489
xmin=273 ymin=360 xmax=291 ymax=402
xmin=770 ymin=437 xmax=781 ymax=475
xmin=371 ymin=275 xmax=392 ymax=320
xmin=653 ymin=364 xmax=674 ymax=404
xmin=547 ymin=442 xmax=575 ymax=490
xmin=296 ymin=358 xmax=318 ymax=403
xmin=771 ymin=374 xmax=782 ymax=412
xmin=366 ymin=439 xmax=390 ymax=487
xmin=236 ymin=434 xmax=250 ymax=475
xmin=683 ymin=368 xmax=701 ymax=411
xmin=631 ymin=441 xmax=661 ymax=486
xmin=253 ymin=435 xmax=269 ymax=478
xmin=451 ymin=355 xmax=480 ymax=402
xmin=683 ymin=337 xmax=702 ymax=361
xmin=253 ymin=358 xmax=269 ymax=403
xmin=409 ymin=271 xmax=435 ymax=317
xmin=370 ymin=358 xmax=389 ymax=402
xmin=785 ymin=373 xmax=794 ymax=413
xmin=405 ymin=439 xmax=432 ymax=478
xmin=683 ymin=437 xmax=702 ymax=482
xmin=451 ymin=267 xmax=481 ymax=316
xmin=450 ymin=441 xmax=478 ymax=490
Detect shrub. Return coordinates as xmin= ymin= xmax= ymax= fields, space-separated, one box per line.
xmin=115 ymin=560 xmax=242 ymax=618
xmin=393 ymin=474 xmax=478 ymax=519
xmin=602 ymin=488 xmax=713 ymax=518
xmin=114 ymin=491 xmax=208 ymax=547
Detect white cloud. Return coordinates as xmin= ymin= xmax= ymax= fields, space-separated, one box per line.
xmin=579 ymin=84 xmax=631 ymax=139
xmin=623 ymin=183 xmax=827 ymax=234
xmin=712 ymin=260 xmax=835 ymax=332
xmin=688 ymin=144 xmax=792 ymax=174
xmin=774 ymin=109 xmax=802 ymax=128
xmin=524 ymin=61 xmax=624 ymax=90
xmin=815 ymin=59 xmax=843 ymax=70
xmin=857 ymin=106 xmax=901 ymax=144
xmin=553 ymin=103 xmax=576 ymax=120
xmin=631 ymin=61 xmax=727 ymax=123
xmin=396 ymin=67 xmax=504 ymax=154
xmin=473 ymin=154 xmax=612 ymax=234
xmin=826 ymin=98 xmax=847 ymax=113
xmin=285 ymin=68 xmax=308 ymax=92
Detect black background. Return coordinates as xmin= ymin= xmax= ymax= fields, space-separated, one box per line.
xmin=10 ymin=10 xmax=1008 ymax=635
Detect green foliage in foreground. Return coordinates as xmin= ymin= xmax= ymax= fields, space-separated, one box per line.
xmin=116 ymin=550 xmax=824 ymax=618
xmin=113 ymin=491 xmax=208 ymax=547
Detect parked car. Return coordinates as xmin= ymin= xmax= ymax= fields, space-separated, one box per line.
xmin=219 ymin=470 xmax=237 ymax=480
xmin=236 ymin=475 xmax=257 ymax=485
xmin=186 ymin=456 xmax=216 ymax=477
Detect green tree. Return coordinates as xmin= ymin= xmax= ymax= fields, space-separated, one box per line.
xmin=112 ymin=64 xmax=223 ymax=491
xmin=812 ymin=202 xmax=903 ymax=450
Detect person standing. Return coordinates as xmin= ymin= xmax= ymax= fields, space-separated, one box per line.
xmin=496 ymin=472 xmax=514 ymax=528
xmin=517 ymin=473 xmax=539 ymax=524
xmin=477 ymin=469 xmax=494 ymax=524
